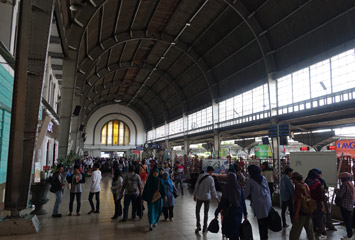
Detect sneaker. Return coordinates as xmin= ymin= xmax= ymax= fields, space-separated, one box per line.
xmin=120 ymin=219 xmax=127 ymax=222
xmin=319 ymin=235 xmax=327 ymax=239
xmin=88 ymin=210 xmax=95 ymax=214
xmin=149 ymin=225 xmax=153 ymax=231
xmin=76 ymin=213 xmax=80 ymax=216
xmin=283 ymin=224 xmax=289 ymax=228
xmin=153 ymin=223 xmax=157 ymax=227
xmin=94 ymin=211 xmax=100 ymax=214
xmin=195 ymin=227 xmax=201 ymax=233
xmin=68 ymin=213 xmax=72 ymax=216
xmin=169 ymin=218 xmax=173 ymax=221
xmin=111 ymin=216 xmax=118 ymax=219
xmin=52 ymin=214 xmax=62 ymax=218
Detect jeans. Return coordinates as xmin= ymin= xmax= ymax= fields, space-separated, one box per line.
xmin=88 ymin=192 xmax=100 ymax=211
xmin=175 ymin=174 xmax=184 ymax=195
xmin=123 ymin=194 xmax=137 ymax=220
xmin=196 ymin=199 xmax=210 ymax=229
xmin=53 ymin=190 xmax=62 ymax=215
xmin=257 ymin=217 xmax=268 ymax=240
xmin=281 ymin=199 xmax=294 ymax=227
xmin=341 ymin=207 xmax=353 ymax=238
xmin=113 ymin=193 xmax=122 ymax=217
xmin=69 ymin=192 xmax=81 ymax=213
xmin=163 ymin=206 xmax=174 ymax=219
xmin=289 ymin=215 xmax=315 ymax=240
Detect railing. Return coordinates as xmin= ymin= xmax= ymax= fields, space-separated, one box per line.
xmin=147 ymin=88 xmax=355 ymax=142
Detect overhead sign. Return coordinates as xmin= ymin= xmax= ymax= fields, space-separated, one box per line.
xmin=202 ymin=159 xmax=229 ymax=175
xmin=151 ymin=143 xmax=161 ymax=149
xmin=336 ymin=140 xmax=355 ymax=158
xmin=136 ymin=146 xmax=144 ymax=151
xmin=133 ymin=150 xmax=140 ymax=154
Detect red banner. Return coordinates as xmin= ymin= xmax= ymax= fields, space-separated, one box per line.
xmin=133 ymin=150 xmax=140 ymax=154
xmin=336 ymin=140 xmax=355 ymax=158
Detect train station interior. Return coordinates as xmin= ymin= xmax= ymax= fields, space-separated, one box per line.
xmin=1 ymin=0 xmax=355 ymax=239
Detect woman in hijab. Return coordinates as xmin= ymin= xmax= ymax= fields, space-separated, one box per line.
xmin=142 ymin=169 xmax=167 ymax=231
xmin=162 ymin=172 xmax=177 ymax=221
xmin=336 ymin=172 xmax=355 ymax=240
xmin=215 ymin=171 xmax=247 ymax=240
xmin=306 ymin=169 xmax=326 ymax=239
xmin=244 ymin=165 xmax=272 ymax=240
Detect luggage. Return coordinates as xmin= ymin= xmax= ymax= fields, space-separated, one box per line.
xmin=207 ymin=218 xmax=219 ymax=233
xmin=240 ymin=219 xmax=253 ymax=240
xmin=267 ymin=208 xmax=282 ymax=232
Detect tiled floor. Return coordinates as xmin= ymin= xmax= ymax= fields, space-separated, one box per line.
xmin=0 ymin=175 xmax=350 ymax=239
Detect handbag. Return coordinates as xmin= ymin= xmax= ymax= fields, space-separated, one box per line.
xmin=173 ymin=187 xmax=179 ymax=198
xmin=207 ymin=218 xmax=219 ymax=233
xmin=240 ymin=219 xmax=253 ymax=240
xmin=301 ymin=198 xmax=317 ymax=214
xmin=151 ymin=179 xmax=161 ymax=203
xmin=267 ymin=208 xmax=282 ymax=232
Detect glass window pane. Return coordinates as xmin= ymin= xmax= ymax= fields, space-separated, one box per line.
xmin=331 ymin=49 xmax=355 ymax=93
xmin=277 ymin=75 xmax=292 ymax=107
xmin=243 ymin=90 xmax=252 ymax=115
xmin=107 ymin=121 xmax=112 ymax=144
xmin=310 ymin=59 xmax=331 ymax=98
xmin=113 ymin=120 xmax=118 ymax=145
xmin=293 ymin=68 xmax=310 ymax=103
xmin=119 ymin=122 xmax=124 ymax=145
xmin=101 ymin=125 xmax=107 ymax=144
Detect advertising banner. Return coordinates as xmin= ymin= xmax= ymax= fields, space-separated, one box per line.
xmin=219 ymin=147 xmax=230 ymax=159
xmin=254 ymin=145 xmax=272 ymax=158
xmin=336 ymin=140 xmax=355 ymax=158
xmin=202 ymin=159 xmax=229 ymax=175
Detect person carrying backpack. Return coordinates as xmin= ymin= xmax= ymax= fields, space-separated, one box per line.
xmin=120 ymin=165 xmax=142 ymax=222
xmin=193 ymin=166 xmax=219 ymax=233
xmin=289 ymin=172 xmax=315 ymax=240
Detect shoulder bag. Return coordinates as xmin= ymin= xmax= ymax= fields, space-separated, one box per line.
xmin=151 ymin=179 xmax=161 ymax=203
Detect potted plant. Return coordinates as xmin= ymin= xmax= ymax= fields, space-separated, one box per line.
xmin=30 ymin=166 xmax=52 ymax=215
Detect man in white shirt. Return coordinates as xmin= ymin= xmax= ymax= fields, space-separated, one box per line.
xmin=193 ymin=166 xmax=219 ymax=233
xmin=88 ymin=163 xmax=102 ymax=214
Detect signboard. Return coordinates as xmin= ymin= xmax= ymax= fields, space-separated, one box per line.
xmin=219 ymin=147 xmax=230 ymax=159
xmin=336 ymin=140 xmax=355 ymax=158
xmin=254 ymin=144 xmax=286 ymax=158
xmin=254 ymin=145 xmax=272 ymax=158
xmin=151 ymin=143 xmax=161 ymax=149
xmin=136 ymin=146 xmax=144 ymax=151
xmin=202 ymin=159 xmax=229 ymax=175
xmin=133 ymin=150 xmax=140 ymax=154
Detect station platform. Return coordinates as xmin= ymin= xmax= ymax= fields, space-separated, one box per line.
xmin=0 ymin=175 xmax=349 ymax=240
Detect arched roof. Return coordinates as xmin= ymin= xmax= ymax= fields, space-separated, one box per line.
xmin=61 ymin=0 xmax=355 ymax=129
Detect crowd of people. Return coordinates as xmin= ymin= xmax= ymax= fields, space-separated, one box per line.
xmin=48 ymin=157 xmax=355 ymax=240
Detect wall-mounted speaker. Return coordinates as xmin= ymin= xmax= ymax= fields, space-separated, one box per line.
xmin=280 ymin=136 xmax=288 ymax=145
xmin=262 ymin=137 xmax=269 ymax=145
xmin=79 ymin=124 xmax=84 ymax=131
xmin=73 ymin=105 xmax=81 ymax=116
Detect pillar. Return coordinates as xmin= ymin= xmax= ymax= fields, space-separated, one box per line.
xmin=213 ymin=130 xmax=220 ymax=158
xmin=58 ymin=49 xmax=77 ymax=158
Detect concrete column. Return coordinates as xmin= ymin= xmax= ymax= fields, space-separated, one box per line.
xmin=267 ymin=73 xmax=278 ymax=117
xmin=58 ymin=49 xmax=77 ymax=158
xmin=5 ymin=0 xmax=55 ymax=214
xmin=69 ymin=95 xmax=81 ymax=153
xmin=164 ymin=121 xmax=169 ymax=139
xmin=183 ymin=113 xmax=188 ymax=132
xmin=213 ymin=130 xmax=220 ymax=158
xmin=212 ymin=99 xmax=219 ymax=128
xmin=183 ymin=137 xmax=189 ymax=157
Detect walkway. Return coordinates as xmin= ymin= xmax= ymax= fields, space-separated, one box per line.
xmin=0 ymin=175 xmax=348 ymax=240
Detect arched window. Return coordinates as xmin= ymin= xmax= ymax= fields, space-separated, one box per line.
xmin=101 ymin=120 xmax=130 ymax=145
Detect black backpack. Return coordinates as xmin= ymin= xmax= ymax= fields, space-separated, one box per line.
xmin=267 ymin=208 xmax=282 ymax=232
xmin=240 ymin=219 xmax=253 ymax=240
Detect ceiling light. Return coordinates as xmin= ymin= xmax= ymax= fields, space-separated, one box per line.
xmin=186 ymin=23 xmax=191 ymax=27
xmin=114 ymin=99 xmax=121 ymax=103
xmin=320 ymin=81 xmax=327 ymax=90
xmin=171 ymin=42 xmax=176 ymax=45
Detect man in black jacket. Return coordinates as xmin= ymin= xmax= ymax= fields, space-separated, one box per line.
xmin=51 ymin=164 xmax=65 ymax=217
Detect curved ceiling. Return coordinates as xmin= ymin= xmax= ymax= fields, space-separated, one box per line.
xmin=63 ymin=0 xmax=355 ymax=129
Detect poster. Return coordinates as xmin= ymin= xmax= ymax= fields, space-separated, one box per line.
xmin=202 ymin=159 xmax=229 ymax=175
xmin=34 ymin=162 xmax=41 ymax=183
xmin=254 ymin=145 xmax=272 ymax=158
xmin=336 ymin=140 xmax=355 ymax=158
xmin=219 ymin=147 xmax=230 ymax=159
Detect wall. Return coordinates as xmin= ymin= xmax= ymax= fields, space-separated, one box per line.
xmin=84 ymin=104 xmax=146 ymax=157
xmin=0 ymin=55 xmax=14 ymax=207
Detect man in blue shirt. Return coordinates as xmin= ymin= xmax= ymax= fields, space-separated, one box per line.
xmin=280 ymin=167 xmax=294 ymax=228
